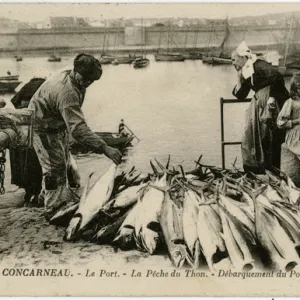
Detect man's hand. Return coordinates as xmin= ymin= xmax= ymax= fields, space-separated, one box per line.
xmin=103 ymin=145 xmax=122 ymax=165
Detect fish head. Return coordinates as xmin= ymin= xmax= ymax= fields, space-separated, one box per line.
xmin=140 ymin=228 xmax=160 ymax=255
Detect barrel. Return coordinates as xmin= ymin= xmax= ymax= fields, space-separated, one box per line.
xmin=280 ymin=143 xmax=300 ymax=187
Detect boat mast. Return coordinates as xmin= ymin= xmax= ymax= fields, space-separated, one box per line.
xmin=193 ymin=20 xmax=200 ymax=50
xmin=167 ymin=20 xmax=171 ymax=53
xmin=141 ymin=18 xmax=144 ymax=58
xmin=184 ymin=26 xmax=188 ymax=50
xmin=283 ymin=18 xmax=294 ymax=67
xmin=219 ymin=17 xmax=230 ymax=57
xmin=102 ymin=22 xmax=107 ymax=56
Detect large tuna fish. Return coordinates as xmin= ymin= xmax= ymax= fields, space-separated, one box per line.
xmin=112 ymin=203 xmax=141 ymax=250
xmin=254 ymin=199 xmax=299 ymax=271
xmin=64 ymin=163 xmax=117 ymax=241
xmin=160 ymin=190 xmax=190 ymax=268
xmin=219 ymin=205 xmax=258 ymax=271
xmin=103 ymin=183 xmax=147 ymax=211
xmin=182 ymin=189 xmax=201 ymax=267
xmin=134 ymin=174 xmax=167 ymax=254
xmin=197 ymin=204 xmax=227 ymax=272
xmin=50 ymin=202 xmax=79 ymax=226
xmin=219 ymin=194 xmax=255 ymax=236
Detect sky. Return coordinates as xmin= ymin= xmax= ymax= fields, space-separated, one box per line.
xmin=1 ymin=2 xmax=300 ymax=23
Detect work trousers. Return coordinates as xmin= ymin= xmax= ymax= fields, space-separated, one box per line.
xmin=33 ymin=130 xmax=73 ymax=219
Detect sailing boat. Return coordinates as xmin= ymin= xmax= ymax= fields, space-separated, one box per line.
xmin=48 ymin=29 xmax=61 ymax=62
xmin=203 ymin=18 xmax=232 ymax=65
xmin=112 ymin=20 xmax=139 ymax=65
xmin=181 ymin=22 xmax=202 ymax=60
xmin=133 ymin=19 xmax=150 ymax=69
xmin=276 ymin=19 xmax=298 ymax=77
xmin=99 ymin=23 xmax=115 ymax=64
xmin=202 ymin=24 xmax=216 ymax=64
xmin=154 ymin=21 xmax=185 ymax=62
xmin=14 ymin=29 xmax=23 ymax=62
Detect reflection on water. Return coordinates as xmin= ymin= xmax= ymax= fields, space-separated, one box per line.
xmin=0 ymin=54 xmax=289 ymax=172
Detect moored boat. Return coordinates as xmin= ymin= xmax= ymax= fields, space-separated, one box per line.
xmin=99 ymin=55 xmax=115 ymax=64
xmin=202 ymin=55 xmax=214 ymax=64
xmin=48 ymin=55 xmax=61 ymax=62
xmin=181 ymin=52 xmax=202 ymax=60
xmin=0 ymin=73 xmax=21 ymax=93
xmin=133 ymin=58 xmax=150 ymax=69
xmin=70 ymin=132 xmax=135 ymax=155
xmin=155 ymin=52 xmax=185 ymax=62
xmin=0 ymin=80 xmax=22 ymax=93
xmin=113 ymin=55 xmax=141 ymax=65
xmin=212 ymin=56 xmax=232 ymax=65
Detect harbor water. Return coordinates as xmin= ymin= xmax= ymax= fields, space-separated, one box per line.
xmin=1 ymin=55 xmax=257 ymax=172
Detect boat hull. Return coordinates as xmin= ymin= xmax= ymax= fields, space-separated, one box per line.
xmin=202 ymin=55 xmax=214 ymax=64
xmin=155 ymin=53 xmax=185 ymax=62
xmin=212 ymin=57 xmax=232 ymax=65
xmin=133 ymin=58 xmax=150 ymax=68
xmin=202 ymin=55 xmax=231 ymax=65
xmin=113 ymin=56 xmax=140 ymax=65
xmin=70 ymin=132 xmax=134 ymax=154
xmin=99 ymin=56 xmax=115 ymax=64
xmin=48 ymin=55 xmax=61 ymax=62
xmin=0 ymin=80 xmax=21 ymax=93
xmin=181 ymin=52 xmax=203 ymax=60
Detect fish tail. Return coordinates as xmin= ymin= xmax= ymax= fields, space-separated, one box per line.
xmin=64 ymin=214 xmax=82 ymax=241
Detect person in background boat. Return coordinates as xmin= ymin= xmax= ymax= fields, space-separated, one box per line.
xmin=232 ymin=41 xmax=289 ymax=174
xmin=118 ymin=119 xmax=128 ymax=136
xmin=28 ymin=53 xmax=122 ymax=221
xmin=277 ymin=73 xmax=300 ymax=185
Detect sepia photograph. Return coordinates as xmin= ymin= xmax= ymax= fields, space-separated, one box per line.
xmin=1 ymin=2 xmax=300 ymax=296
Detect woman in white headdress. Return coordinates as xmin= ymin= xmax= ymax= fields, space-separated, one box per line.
xmin=232 ymin=41 xmax=289 ymax=174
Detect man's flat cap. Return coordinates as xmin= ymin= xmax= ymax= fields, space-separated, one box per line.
xmin=74 ymin=53 xmax=102 ymax=81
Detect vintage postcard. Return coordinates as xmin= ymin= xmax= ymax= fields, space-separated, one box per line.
xmin=2 ymin=1 xmax=300 ymax=296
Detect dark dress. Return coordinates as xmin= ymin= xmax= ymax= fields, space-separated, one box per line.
xmin=233 ymin=59 xmax=290 ymax=173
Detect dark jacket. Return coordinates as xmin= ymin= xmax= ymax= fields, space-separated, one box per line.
xmin=233 ymin=59 xmax=290 ymax=110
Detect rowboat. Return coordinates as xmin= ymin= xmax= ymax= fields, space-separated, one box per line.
xmin=154 ymin=52 xmax=185 ymax=62
xmin=48 ymin=55 xmax=61 ymax=62
xmin=70 ymin=132 xmax=135 ymax=155
xmin=112 ymin=55 xmax=141 ymax=65
xmin=0 ymin=74 xmax=22 ymax=93
xmin=133 ymin=58 xmax=150 ymax=69
xmin=99 ymin=56 xmax=115 ymax=65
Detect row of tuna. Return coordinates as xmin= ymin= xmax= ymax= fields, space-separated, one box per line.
xmin=50 ymin=156 xmax=300 ymax=272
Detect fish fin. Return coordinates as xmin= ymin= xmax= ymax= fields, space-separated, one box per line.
xmin=155 ymin=157 xmax=165 ymax=171
xmin=150 ymin=160 xmax=159 ymax=175
xmin=172 ymin=239 xmax=185 ymax=245
xmin=179 ymin=165 xmax=186 ymax=180
xmin=64 ymin=215 xmax=82 ymax=241
xmin=147 ymin=221 xmax=162 ymax=233
xmin=166 ymin=155 xmax=171 ymax=170
xmin=185 ymin=247 xmax=195 ymax=268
